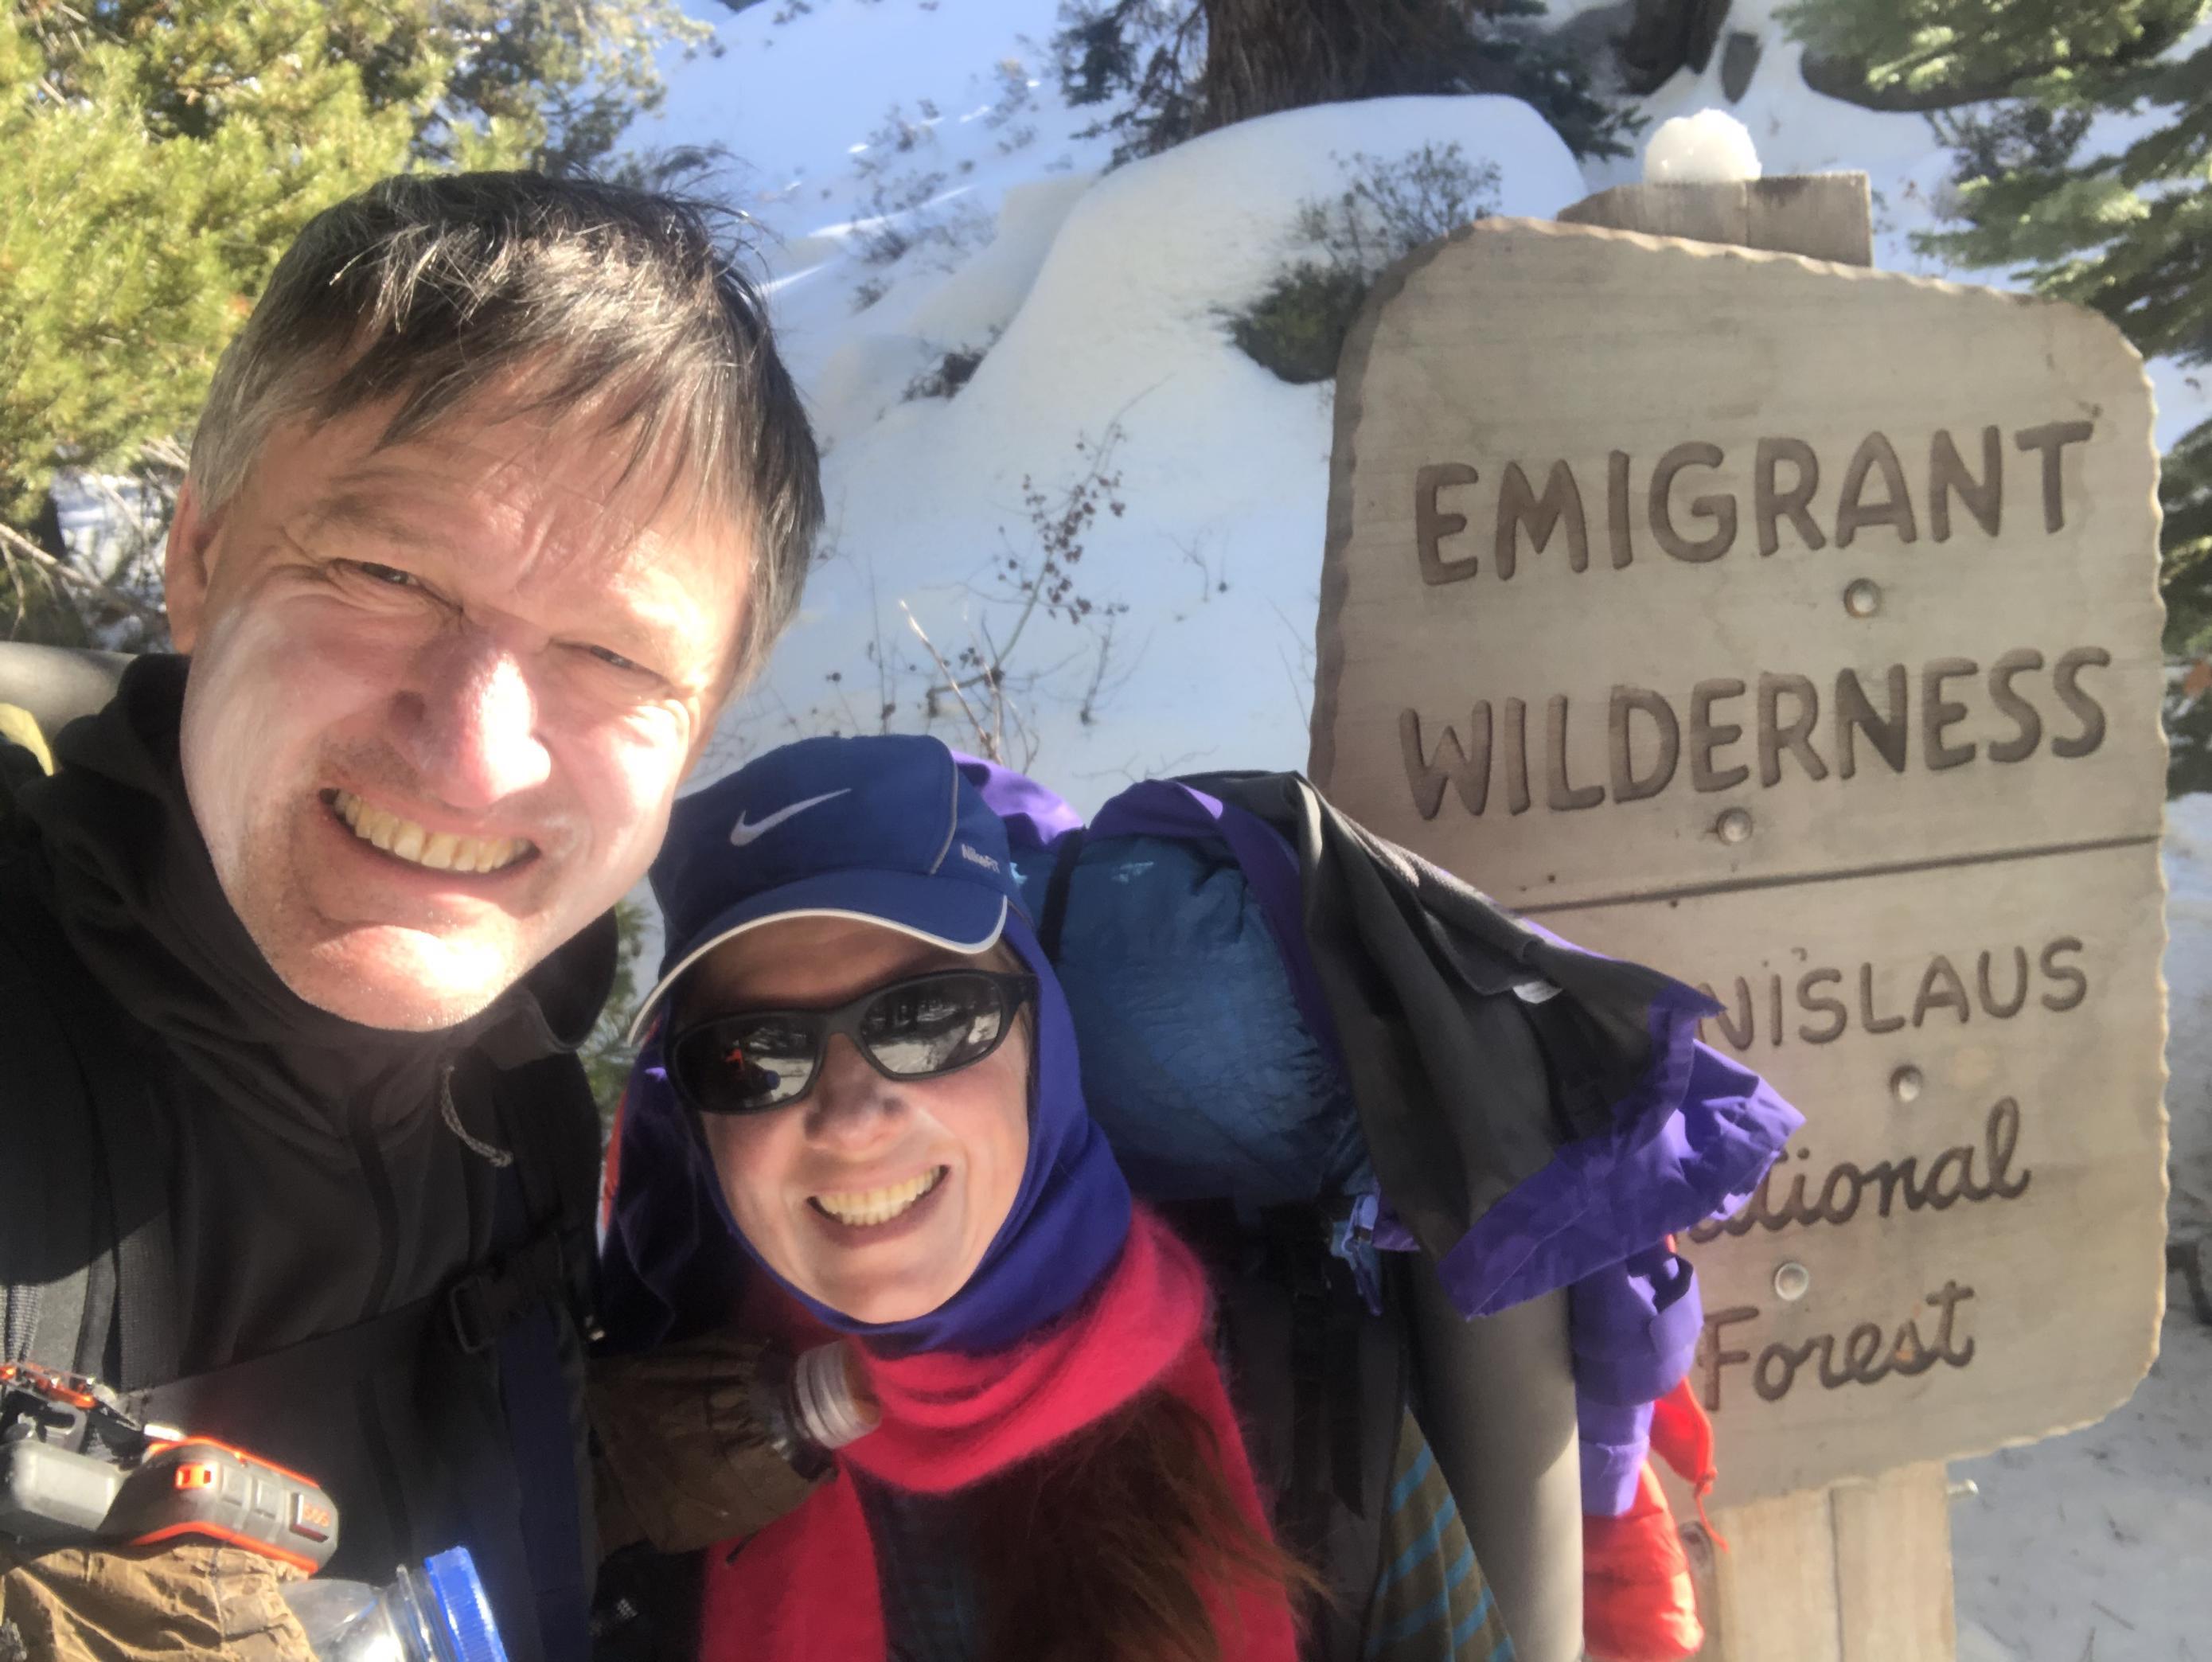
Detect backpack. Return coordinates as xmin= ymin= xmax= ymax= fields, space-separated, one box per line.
xmin=997 ymin=767 xmax=1798 ymax=1655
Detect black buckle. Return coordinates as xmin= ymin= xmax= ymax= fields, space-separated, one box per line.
xmin=447 ymin=1274 xmax=501 ymax=1356
xmin=447 ymin=1231 xmax=572 ymax=1356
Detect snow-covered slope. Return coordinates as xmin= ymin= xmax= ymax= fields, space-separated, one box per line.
xmin=2163 ymin=797 xmax=2212 ymax=1246
xmin=1951 ymin=1301 xmax=2212 ymax=1660
xmin=657 ymin=2 xmax=1586 ymax=789
xmin=743 ymin=95 xmax=1578 ymax=791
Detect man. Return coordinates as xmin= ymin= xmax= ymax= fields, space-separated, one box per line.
xmin=0 ymin=171 xmax=821 ymax=1659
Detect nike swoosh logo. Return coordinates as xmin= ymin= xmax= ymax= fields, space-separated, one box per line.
xmin=729 ymin=788 xmax=851 ymax=848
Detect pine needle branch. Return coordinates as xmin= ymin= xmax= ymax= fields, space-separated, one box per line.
xmin=0 ymin=519 xmax=167 ymax=632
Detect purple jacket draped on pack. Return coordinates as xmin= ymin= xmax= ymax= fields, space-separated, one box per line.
xmin=969 ymin=761 xmax=1800 ymax=1515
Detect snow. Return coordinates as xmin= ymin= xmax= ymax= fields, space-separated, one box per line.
xmin=649 ymin=0 xmax=1586 ymax=794
xmin=1643 ymin=111 xmax=1762 ymax=183
xmin=1950 ymin=1313 xmax=2212 ymax=1659
xmin=640 ymin=0 xmax=2212 ymax=1645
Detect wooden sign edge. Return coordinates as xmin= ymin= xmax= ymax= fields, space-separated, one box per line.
xmin=1582 ymin=834 xmax=2175 ymax=1502
xmin=1308 ymin=213 xmax=2166 ymax=790
xmin=1712 ymin=1196 xmax=2171 ymax=1505
xmin=1920 ymin=830 xmax=2174 ymax=1481
xmin=1701 ymin=1130 xmax=2175 ymax=1506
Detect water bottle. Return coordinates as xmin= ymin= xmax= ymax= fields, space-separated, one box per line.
xmin=789 ymin=1342 xmax=877 ymax=1452
xmin=282 ymin=1545 xmax=509 ymax=1662
xmin=746 ymin=1341 xmax=879 ymax=1480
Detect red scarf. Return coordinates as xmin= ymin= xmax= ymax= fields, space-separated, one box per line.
xmin=700 ymin=1207 xmax=1300 ymax=1661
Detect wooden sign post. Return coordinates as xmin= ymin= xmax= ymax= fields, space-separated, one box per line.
xmin=1312 ymin=198 xmax=2168 ymax=1660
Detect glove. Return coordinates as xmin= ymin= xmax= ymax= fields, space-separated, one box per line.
xmin=0 ymin=1539 xmax=314 ymax=1662
xmin=589 ymin=1325 xmax=824 ymax=1559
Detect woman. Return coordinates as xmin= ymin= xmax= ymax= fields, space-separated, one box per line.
xmin=623 ymin=732 xmax=1314 ymax=1662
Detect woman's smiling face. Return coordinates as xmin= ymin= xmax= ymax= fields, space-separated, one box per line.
xmin=678 ymin=914 xmax=1032 ymax=1325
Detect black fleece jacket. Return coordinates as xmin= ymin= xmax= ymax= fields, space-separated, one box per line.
xmin=2 ymin=654 xmax=614 ymax=1654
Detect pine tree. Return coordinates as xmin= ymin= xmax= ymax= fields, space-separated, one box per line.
xmin=1056 ymin=0 xmax=1638 ymax=166
xmin=1785 ymin=0 xmax=2211 ymax=786
xmin=0 ymin=0 xmax=708 ymax=644
xmin=1785 ymin=0 xmax=2199 ymax=108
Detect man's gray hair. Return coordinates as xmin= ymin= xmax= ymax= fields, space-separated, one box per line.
xmin=189 ymin=171 xmax=824 ymax=683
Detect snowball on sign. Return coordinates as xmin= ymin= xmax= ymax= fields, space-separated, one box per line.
xmin=1313 ymin=217 xmax=2167 ymax=1504
xmin=1643 ymin=109 xmax=1762 ymax=185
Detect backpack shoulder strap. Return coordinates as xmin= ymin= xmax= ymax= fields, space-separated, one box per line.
xmin=0 ymin=838 xmax=178 ymax=1387
xmin=2 ymin=702 xmax=56 ymax=844
xmin=1170 ymin=1200 xmax=1406 ymax=1662
xmin=478 ymin=1043 xmax=607 ymax=1662
xmin=0 ymin=852 xmax=103 ymax=1371
xmin=0 ymin=644 xmax=128 ymax=753
xmin=0 ymin=705 xmax=53 ymax=786
xmin=1034 ymin=825 xmax=1086 ymax=962
xmin=484 ymin=1046 xmax=604 ymax=1323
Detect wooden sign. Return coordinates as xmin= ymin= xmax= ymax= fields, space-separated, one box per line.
xmin=1312 ymin=218 xmax=2168 ymax=1504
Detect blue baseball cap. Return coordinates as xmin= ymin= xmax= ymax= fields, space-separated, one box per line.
xmin=627 ymin=735 xmax=1026 ymax=1043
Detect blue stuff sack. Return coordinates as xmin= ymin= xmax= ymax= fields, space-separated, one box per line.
xmin=1014 ymin=835 xmax=1366 ymax=1204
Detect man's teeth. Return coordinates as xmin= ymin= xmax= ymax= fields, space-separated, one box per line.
xmin=332 ymin=789 xmax=530 ymax=874
xmin=813 ymin=1168 xmax=946 ymax=1228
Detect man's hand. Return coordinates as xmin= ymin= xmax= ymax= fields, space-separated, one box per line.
xmin=1 ymin=1540 xmax=314 ymax=1662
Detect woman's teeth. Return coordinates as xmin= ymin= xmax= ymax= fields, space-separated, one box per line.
xmin=813 ymin=1168 xmax=947 ymax=1228
xmin=333 ymin=789 xmax=531 ymax=873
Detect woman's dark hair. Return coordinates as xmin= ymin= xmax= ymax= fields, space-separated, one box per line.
xmin=968 ymin=1386 xmax=1325 ymax=1662
xmin=952 ymin=950 xmax=1320 ymax=1658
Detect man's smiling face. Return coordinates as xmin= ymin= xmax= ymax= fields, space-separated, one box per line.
xmin=164 ymin=394 xmax=752 ymax=1031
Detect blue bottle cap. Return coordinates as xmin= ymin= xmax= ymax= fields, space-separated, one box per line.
xmin=422 ymin=1547 xmax=512 ymax=1662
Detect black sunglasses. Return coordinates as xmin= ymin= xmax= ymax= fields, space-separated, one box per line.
xmin=665 ymin=967 xmax=1037 ymax=1115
